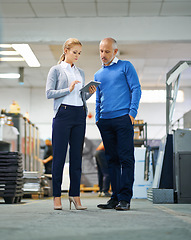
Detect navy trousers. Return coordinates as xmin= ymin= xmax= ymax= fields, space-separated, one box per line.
xmin=52 ymin=104 xmax=86 ymax=197
xmin=97 ymin=114 xmax=135 ymax=203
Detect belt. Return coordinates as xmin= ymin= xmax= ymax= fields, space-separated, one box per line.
xmin=60 ymin=104 xmax=84 ymax=110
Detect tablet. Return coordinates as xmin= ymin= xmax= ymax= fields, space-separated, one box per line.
xmin=80 ymin=80 xmax=101 ymax=93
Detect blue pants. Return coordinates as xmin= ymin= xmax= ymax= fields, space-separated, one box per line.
xmin=52 ymin=104 xmax=86 ymax=197
xmin=97 ymin=114 xmax=135 ymax=203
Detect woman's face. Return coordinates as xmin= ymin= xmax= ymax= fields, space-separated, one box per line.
xmin=64 ymin=44 xmax=82 ymax=65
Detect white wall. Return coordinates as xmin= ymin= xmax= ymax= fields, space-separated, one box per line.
xmin=0 ymin=87 xmax=53 ymax=140
xmin=138 ymin=87 xmax=191 ymax=139
xmin=0 ymin=86 xmax=191 ymax=141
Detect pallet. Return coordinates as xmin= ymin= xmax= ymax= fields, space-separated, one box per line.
xmin=80 ymin=184 xmax=99 ymax=193
xmin=31 ymin=193 xmax=44 ymax=200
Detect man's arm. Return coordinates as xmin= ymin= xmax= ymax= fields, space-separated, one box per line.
xmin=125 ymin=62 xmax=142 ymax=120
xmin=35 ymin=155 xmax=53 ymax=164
xmin=43 ymin=155 xmax=53 ymax=164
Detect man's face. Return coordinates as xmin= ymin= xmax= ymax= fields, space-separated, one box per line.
xmin=99 ymin=40 xmax=118 ymax=66
xmin=45 ymin=139 xmax=51 ymax=146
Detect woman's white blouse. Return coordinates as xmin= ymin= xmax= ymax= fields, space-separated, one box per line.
xmin=61 ymin=61 xmax=83 ymax=106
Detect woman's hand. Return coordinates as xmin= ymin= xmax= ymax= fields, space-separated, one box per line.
xmin=88 ymin=85 xmax=97 ymax=94
xmin=69 ymin=80 xmax=81 ymax=92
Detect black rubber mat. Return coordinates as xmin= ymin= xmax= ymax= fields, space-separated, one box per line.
xmin=0 ymin=172 xmax=23 ymax=177
xmin=0 ymin=151 xmax=24 ymax=203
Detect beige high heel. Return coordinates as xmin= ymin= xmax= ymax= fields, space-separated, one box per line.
xmin=69 ymin=196 xmax=87 ymax=210
xmin=54 ymin=197 xmax=62 ymax=210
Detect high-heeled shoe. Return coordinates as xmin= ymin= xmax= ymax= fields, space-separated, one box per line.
xmin=69 ymin=196 xmax=87 ymax=210
xmin=54 ymin=206 xmax=62 ymax=210
xmin=54 ymin=197 xmax=62 ymax=210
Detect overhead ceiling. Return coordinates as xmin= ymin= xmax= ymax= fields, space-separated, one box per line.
xmin=1 ymin=0 xmax=191 ymax=18
xmin=0 ymin=0 xmax=191 ymax=89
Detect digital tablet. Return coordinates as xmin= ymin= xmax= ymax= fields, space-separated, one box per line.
xmin=80 ymin=80 xmax=101 ymax=93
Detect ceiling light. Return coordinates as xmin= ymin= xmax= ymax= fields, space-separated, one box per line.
xmin=0 ymin=44 xmax=12 ymax=48
xmin=0 ymin=57 xmax=24 ymax=61
xmin=0 ymin=51 xmax=19 ymax=55
xmin=0 ymin=73 xmax=20 ymax=79
xmin=12 ymin=44 xmax=40 ymax=67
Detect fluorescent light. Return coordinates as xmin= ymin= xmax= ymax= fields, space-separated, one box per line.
xmin=0 ymin=51 xmax=19 ymax=55
xmin=167 ymin=62 xmax=189 ymax=85
xmin=0 ymin=57 xmax=24 ymax=61
xmin=0 ymin=73 xmax=20 ymax=79
xmin=0 ymin=44 xmax=12 ymax=48
xmin=12 ymin=44 xmax=40 ymax=67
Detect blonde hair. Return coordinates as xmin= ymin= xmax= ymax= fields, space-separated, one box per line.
xmin=58 ymin=38 xmax=82 ymax=64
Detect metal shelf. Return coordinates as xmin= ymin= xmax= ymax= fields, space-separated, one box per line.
xmin=134 ymin=122 xmax=147 ymax=147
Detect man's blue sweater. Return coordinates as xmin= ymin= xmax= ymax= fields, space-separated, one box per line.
xmin=94 ymin=60 xmax=141 ymax=122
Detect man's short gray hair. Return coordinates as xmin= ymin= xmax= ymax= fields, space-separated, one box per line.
xmin=111 ymin=39 xmax=118 ymax=50
xmin=100 ymin=38 xmax=118 ymax=50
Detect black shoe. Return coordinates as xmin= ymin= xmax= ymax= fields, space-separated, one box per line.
xmin=115 ymin=201 xmax=130 ymax=211
xmin=97 ymin=198 xmax=118 ymax=209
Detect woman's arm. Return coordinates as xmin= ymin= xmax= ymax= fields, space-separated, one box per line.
xmin=46 ymin=67 xmax=70 ymax=99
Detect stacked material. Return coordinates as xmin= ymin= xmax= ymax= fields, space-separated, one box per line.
xmin=23 ymin=171 xmax=42 ymax=197
xmin=0 ymin=151 xmax=23 ymax=204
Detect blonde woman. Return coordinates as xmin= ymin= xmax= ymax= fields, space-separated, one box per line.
xmin=46 ymin=38 xmax=96 ymax=210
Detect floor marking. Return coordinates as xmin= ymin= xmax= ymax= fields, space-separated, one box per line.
xmin=155 ymin=205 xmax=191 ymax=225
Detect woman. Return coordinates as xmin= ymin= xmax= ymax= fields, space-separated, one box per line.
xmin=46 ymin=38 xmax=96 ymax=210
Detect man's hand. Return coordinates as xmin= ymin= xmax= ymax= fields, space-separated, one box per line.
xmin=129 ymin=115 xmax=134 ymax=125
xmin=89 ymin=85 xmax=97 ymax=94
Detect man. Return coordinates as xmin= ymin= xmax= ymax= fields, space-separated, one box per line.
xmin=95 ymin=141 xmax=111 ymax=197
xmin=37 ymin=139 xmax=53 ymax=174
xmin=43 ymin=139 xmax=53 ymax=174
xmin=94 ymin=38 xmax=141 ymax=211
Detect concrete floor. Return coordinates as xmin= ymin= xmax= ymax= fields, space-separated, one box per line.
xmin=0 ymin=193 xmax=191 ymax=240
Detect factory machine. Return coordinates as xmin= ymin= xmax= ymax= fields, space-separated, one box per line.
xmin=147 ymin=61 xmax=191 ymax=204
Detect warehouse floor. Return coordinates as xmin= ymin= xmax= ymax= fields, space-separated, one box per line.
xmin=0 ymin=193 xmax=191 ymax=240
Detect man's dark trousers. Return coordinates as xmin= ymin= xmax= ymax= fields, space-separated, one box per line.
xmin=97 ymin=114 xmax=135 ymax=203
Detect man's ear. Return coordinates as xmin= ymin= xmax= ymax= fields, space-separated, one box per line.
xmin=114 ymin=49 xmax=118 ymax=55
